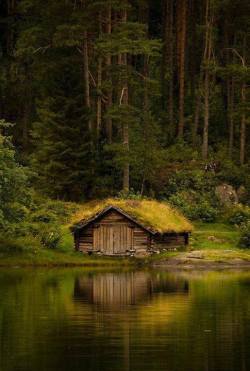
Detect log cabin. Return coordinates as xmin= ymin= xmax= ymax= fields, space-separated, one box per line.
xmin=71 ymin=199 xmax=192 ymax=257
xmin=74 ymin=272 xmax=189 ymax=307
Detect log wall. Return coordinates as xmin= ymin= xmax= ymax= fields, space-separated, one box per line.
xmin=76 ymin=210 xmax=150 ymax=255
xmin=152 ymin=233 xmax=188 ymax=251
xmin=75 ymin=210 xmax=189 ymax=256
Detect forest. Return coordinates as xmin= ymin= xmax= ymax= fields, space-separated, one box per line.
xmin=0 ymin=0 xmax=250 ymax=256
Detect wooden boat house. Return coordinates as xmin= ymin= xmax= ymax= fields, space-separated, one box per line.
xmin=72 ymin=199 xmax=192 ymax=257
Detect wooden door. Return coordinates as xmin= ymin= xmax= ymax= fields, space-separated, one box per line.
xmin=93 ymin=224 xmax=133 ymax=255
xmin=113 ymin=225 xmax=133 ymax=254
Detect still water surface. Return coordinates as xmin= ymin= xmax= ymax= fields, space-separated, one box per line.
xmin=0 ymin=268 xmax=250 ymax=371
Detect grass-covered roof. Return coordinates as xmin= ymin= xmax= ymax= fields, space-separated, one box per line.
xmin=71 ymin=198 xmax=193 ymax=234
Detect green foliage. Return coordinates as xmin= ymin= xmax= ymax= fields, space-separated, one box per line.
xmin=239 ymin=222 xmax=250 ymax=248
xmin=0 ymin=120 xmax=32 ymax=231
xmin=31 ymin=79 xmax=94 ymax=200
xmin=58 ymin=229 xmax=75 ymax=252
xmin=0 ymin=235 xmax=41 ymax=254
xmin=0 ymin=122 xmax=76 ymax=250
xmin=20 ymin=197 xmax=76 ymax=249
xmin=158 ymin=164 xmax=219 ymax=222
xmin=96 ymin=22 xmax=161 ymax=57
xmin=30 ymin=196 xmax=76 ymax=223
xmin=169 ymin=191 xmax=218 ymax=222
xmin=37 ymin=224 xmax=62 ymax=249
xmin=226 ymin=205 xmax=250 ymax=226
xmin=214 ymin=148 xmax=250 ymax=190
xmin=117 ymin=189 xmax=143 ymax=200
xmin=163 ymin=169 xmax=216 ymax=197
xmin=225 ymin=201 xmax=250 ymax=249
xmin=0 ymin=0 xmax=250 ymax=227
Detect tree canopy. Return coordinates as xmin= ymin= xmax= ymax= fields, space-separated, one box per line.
xmin=0 ymin=0 xmax=249 ymax=200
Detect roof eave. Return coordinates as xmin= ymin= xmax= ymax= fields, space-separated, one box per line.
xmin=71 ymin=205 xmax=156 ymax=235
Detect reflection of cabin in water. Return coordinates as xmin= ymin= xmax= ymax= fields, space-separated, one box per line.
xmin=74 ymin=272 xmax=189 ymax=307
xmin=72 ymin=201 xmax=192 ymax=257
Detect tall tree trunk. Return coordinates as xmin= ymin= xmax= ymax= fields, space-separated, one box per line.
xmin=6 ymin=0 xmax=16 ymax=55
xmin=22 ymin=63 xmax=32 ymax=150
xmin=22 ymin=92 xmax=31 ymax=150
xmin=121 ymin=9 xmax=129 ymax=192
xmin=191 ymin=0 xmax=202 ymax=146
xmin=177 ymin=0 xmax=187 ymax=138
xmin=96 ymin=13 xmax=102 ymax=138
xmin=224 ymin=25 xmax=235 ymax=159
xmin=202 ymin=67 xmax=210 ymax=159
xmin=162 ymin=0 xmax=174 ymax=130
xmin=105 ymin=3 xmax=113 ymax=144
xmin=228 ymin=78 xmax=234 ymax=158
xmin=97 ymin=57 xmax=102 ymax=136
xmin=240 ymin=36 xmax=247 ymax=166
xmin=192 ymin=70 xmax=203 ymax=146
xmin=202 ymin=0 xmax=213 ymax=160
xmin=189 ymin=0 xmax=197 ymax=103
xmin=168 ymin=0 xmax=174 ymax=130
xmin=240 ymin=81 xmax=246 ymax=165
xmin=83 ymin=30 xmax=91 ymax=132
xmin=140 ymin=1 xmax=149 ymax=195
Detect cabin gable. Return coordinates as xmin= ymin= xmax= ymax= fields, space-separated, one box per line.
xmin=76 ymin=208 xmax=150 ymax=256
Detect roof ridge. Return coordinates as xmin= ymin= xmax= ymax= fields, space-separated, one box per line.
xmin=72 ymin=203 xmax=156 ymax=234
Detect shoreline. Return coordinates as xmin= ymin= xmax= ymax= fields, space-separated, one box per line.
xmin=152 ymin=258 xmax=250 ymax=270
xmin=1 ymin=252 xmax=250 ymax=270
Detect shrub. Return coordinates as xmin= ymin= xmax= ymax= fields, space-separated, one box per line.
xmin=169 ymin=191 xmax=218 ymax=222
xmin=0 ymin=235 xmax=41 ymax=254
xmin=39 ymin=225 xmax=62 ymax=249
xmin=0 ymin=120 xmax=33 ymax=232
xmin=227 ymin=205 xmax=250 ymax=226
xmin=30 ymin=196 xmax=76 ymax=223
xmin=29 ymin=223 xmax=62 ymax=249
xmin=239 ymin=222 xmax=250 ymax=249
xmin=161 ymin=169 xmax=216 ymax=199
xmin=118 ymin=189 xmax=143 ymax=200
xmin=12 ymin=221 xmax=63 ymax=249
xmin=30 ymin=209 xmax=58 ymax=224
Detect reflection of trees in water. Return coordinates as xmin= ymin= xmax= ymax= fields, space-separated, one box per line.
xmin=74 ymin=272 xmax=189 ymax=307
xmin=1 ymin=270 xmax=250 ymax=371
xmin=73 ymin=272 xmax=189 ymax=371
xmin=72 ymin=272 xmax=250 ymax=371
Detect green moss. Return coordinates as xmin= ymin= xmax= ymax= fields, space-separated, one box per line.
xmin=70 ymin=198 xmax=193 ymax=234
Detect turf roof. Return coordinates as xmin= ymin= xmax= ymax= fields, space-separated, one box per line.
xmin=71 ymin=198 xmax=193 ymax=234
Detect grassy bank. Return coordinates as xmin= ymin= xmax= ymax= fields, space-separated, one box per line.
xmin=153 ymin=222 xmax=250 ymax=267
xmin=0 ymin=249 xmax=137 ymax=267
xmin=191 ymin=222 xmax=250 ymax=260
xmin=0 ymin=223 xmax=249 ymax=267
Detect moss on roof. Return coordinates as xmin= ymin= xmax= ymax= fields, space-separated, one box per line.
xmin=71 ymin=198 xmax=193 ymax=234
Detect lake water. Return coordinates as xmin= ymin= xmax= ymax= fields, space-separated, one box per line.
xmin=0 ymin=268 xmax=250 ymax=371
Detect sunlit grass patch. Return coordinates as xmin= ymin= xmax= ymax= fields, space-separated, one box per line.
xmin=0 ymin=249 xmax=136 ymax=267
xmin=201 ymin=249 xmax=250 ymax=262
xmin=192 ymin=222 xmax=240 ymax=251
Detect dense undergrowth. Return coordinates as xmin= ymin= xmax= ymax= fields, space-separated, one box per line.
xmin=0 ymin=119 xmax=250 ymax=259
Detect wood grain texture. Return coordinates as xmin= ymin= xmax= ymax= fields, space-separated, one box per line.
xmin=76 ymin=209 xmax=188 ymax=255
